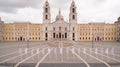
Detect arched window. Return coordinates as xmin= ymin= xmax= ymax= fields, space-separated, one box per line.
xmin=45 ymin=27 xmax=47 ymax=31
xmin=65 ymin=27 xmax=67 ymax=31
xmin=73 ymin=27 xmax=75 ymax=31
xmin=45 ymin=8 xmax=48 ymax=13
xmin=59 ymin=27 xmax=61 ymax=31
xmin=73 ymin=33 xmax=75 ymax=37
xmin=45 ymin=15 xmax=48 ymax=20
xmin=45 ymin=33 xmax=48 ymax=37
xmin=72 ymin=15 xmax=75 ymax=20
xmin=59 ymin=33 xmax=61 ymax=38
xmin=65 ymin=33 xmax=67 ymax=38
xmin=53 ymin=27 xmax=55 ymax=31
xmin=72 ymin=8 xmax=75 ymax=13
xmin=32 ymin=37 xmax=34 ymax=40
xmin=73 ymin=5 xmax=74 ymax=7
xmin=29 ymin=37 xmax=31 ymax=40
xmin=53 ymin=33 xmax=55 ymax=38
xmin=80 ymin=37 xmax=81 ymax=40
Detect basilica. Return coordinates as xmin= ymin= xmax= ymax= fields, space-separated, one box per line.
xmin=0 ymin=0 xmax=120 ymax=42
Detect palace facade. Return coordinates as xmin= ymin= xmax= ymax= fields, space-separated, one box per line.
xmin=0 ymin=0 xmax=120 ymax=42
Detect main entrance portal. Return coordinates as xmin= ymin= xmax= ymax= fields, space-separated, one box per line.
xmin=53 ymin=33 xmax=67 ymax=39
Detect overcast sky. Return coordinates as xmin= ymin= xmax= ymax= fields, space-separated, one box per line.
xmin=0 ymin=0 xmax=120 ymax=24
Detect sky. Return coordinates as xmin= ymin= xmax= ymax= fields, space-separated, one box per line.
xmin=0 ymin=0 xmax=120 ymax=24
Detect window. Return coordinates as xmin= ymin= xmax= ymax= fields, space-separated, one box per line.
xmin=83 ymin=37 xmax=84 ymax=40
xmin=59 ymin=33 xmax=61 ymax=38
xmin=29 ymin=37 xmax=31 ymax=40
xmin=45 ymin=15 xmax=48 ymax=19
xmin=32 ymin=37 xmax=34 ymax=40
xmin=15 ymin=37 xmax=17 ymax=40
xmin=72 ymin=15 xmax=75 ymax=20
xmin=45 ymin=33 xmax=48 ymax=37
xmin=29 ymin=33 xmax=31 ymax=35
xmin=73 ymin=27 xmax=75 ymax=31
xmin=89 ymin=37 xmax=90 ymax=40
xmin=53 ymin=33 xmax=55 ymax=38
xmin=59 ymin=27 xmax=61 ymax=31
xmin=73 ymin=33 xmax=75 ymax=37
xmin=72 ymin=8 xmax=75 ymax=13
xmin=65 ymin=33 xmax=67 ymax=38
xmin=80 ymin=33 xmax=81 ymax=35
xmin=45 ymin=27 xmax=47 ymax=31
xmin=102 ymin=38 xmax=104 ymax=40
xmin=65 ymin=27 xmax=67 ymax=31
xmin=45 ymin=8 xmax=48 ymax=13
xmin=12 ymin=37 xmax=14 ymax=40
xmin=80 ymin=37 xmax=81 ymax=40
xmin=73 ymin=5 xmax=74 ymax=7
xmin=105 ymin=37 xmax=107 ymax=40
xmin=53 ymin=27 xmax=55 ymax=31
xmin=111 ymin=37 xmax=113 ymax=40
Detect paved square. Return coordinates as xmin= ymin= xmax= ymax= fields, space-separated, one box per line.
xmin=0 ymin=40 xmax=120 ymax=67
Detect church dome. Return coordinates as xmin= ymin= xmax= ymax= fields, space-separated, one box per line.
xmin=56 ymin=9 xmax=64 ymax=21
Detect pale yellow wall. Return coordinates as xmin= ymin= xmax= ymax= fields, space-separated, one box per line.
xmin=29 ymin=24 xmax=43 ymax=41
xmin=104 ymin=24 xmax=117 ymax=41
xmin=3 ymin=23 xmax=43 ymax=41
xmin=3 ymin=22 xmax=117 ymax=41
xmin=77 ymin=24 xmax=91 ymax=41
xmin=3 ymin=24 xmax=14 ymax=41
xmin=77 ymin=23 xmax=117 ymax=41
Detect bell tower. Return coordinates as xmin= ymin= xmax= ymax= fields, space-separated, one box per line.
xmin=69 ymin=0 xmax=78 ymax=41
xmin=69 ymin=0 xmax=77 ymax=23
xmin=115 ymin=17 xmax=120 ymax=42
xmin=43 ymin=0 xmax=51 ymax=23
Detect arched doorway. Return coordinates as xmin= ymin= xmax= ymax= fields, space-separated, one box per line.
xmin=20 ymin=36 xmax=22 ymax=41
xmin=59 ymin=33 xmax=61 ymax=38
xmin=95 ymin=37 xmax=101 ymax=41
xmin=65 ymin=33 xmax=67 ymax=38
xmin=53 ymin=33 xmax=55 ymax=38
xmin=53 ymin=33 xmax=67 ymax=39
xmin=97 ymin=37 xmax=100 ymax=41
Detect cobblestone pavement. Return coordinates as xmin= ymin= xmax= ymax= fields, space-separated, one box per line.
xmin=0 ymin=40 xmax=120 ymax=67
